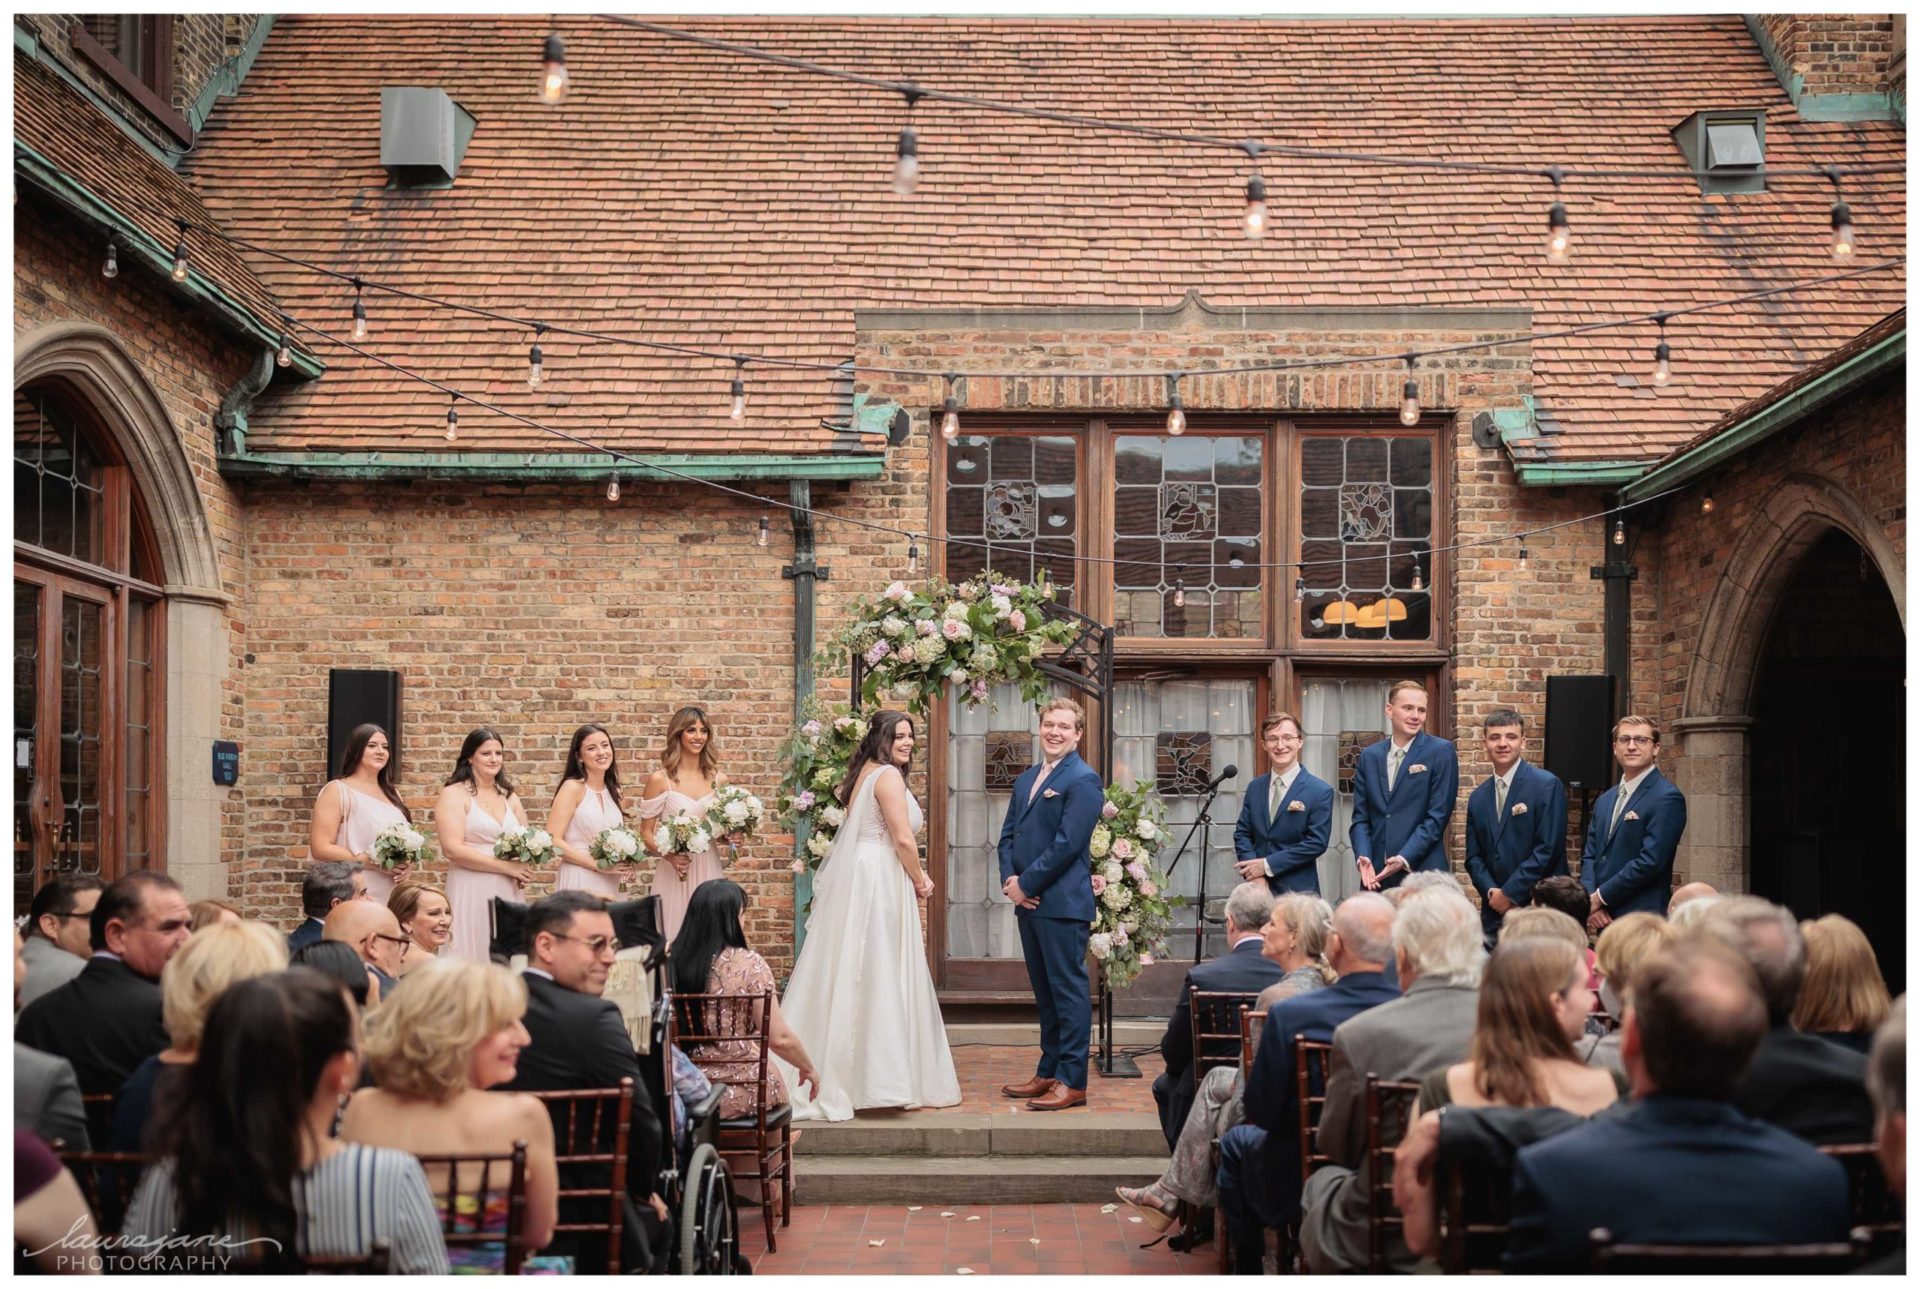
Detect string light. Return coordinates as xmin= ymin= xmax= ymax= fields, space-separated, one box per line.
xmin=757 ymin=515 xmax=771 ymax=547
xmin=1399 ymin=355 xmax=1421 ymax=426
xmin=350 ymin=279 xmax=368 ymax=341
xmin=1294 ymin=576 xmax=1306 ymax=604
xmin=445 ymin=394 xmax=459 ymax=442
xmin=1827 ymin=166 xmax=1855 ymax=258
xmin=275 ymin=318 xmax=293 ymax=368
xmin=729 ymin=357 xmax=747 ymax=420
xmin=894 ymin=86 xmax=923 ymax=195
xmin=541 ymin=34 xmax=569 ymax=104
xmin=1242 ymin=142 xmax=1268 ymax=239
xmin=528 ymin=325 xmax=547 ymax=390
xmin=1410 ymin=556 xmax=1424 ymax=592
xmin=102 ymin=241 xmax=118 ymax=279
xmin=1165 ymin=372 xmax=1186 ymax=436
xmin=1612 ymin=517 xmax=1626 ymax=546
xmin=605 ymin=473 xmax=620 ymax=502
xmin=940 ymin=374 xmax=960 ymax=440
xmin=170 ymin=220 xmax=189 ymax=281
xmin=1517 ymin=543 xmax=1530 ymax=571
xmin=907 ymin=538 xmax=921 ymax=575
xmin=1544 ymin=167 xmax=1570 ymax=264
xmin=1700 ymin=491 xmax=1715 ymax=515
xmin=1171 ymin=566 xmax=1187 ymax=609
xmin=1651 ymin=314 xmax=1672 ymax=387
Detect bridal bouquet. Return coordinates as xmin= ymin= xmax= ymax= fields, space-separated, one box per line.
xmin=492 ymin=827 xmax=556 ymax=868
xmin=1087 ymin=781 xmax=1181 ymax=988
xmin=588 ymin=826 xmax=642 ymax=870
xmin=703 ymin=785 xmax=766 ymax=860
xmin=370 ymin=820 xmax=431 ymax=871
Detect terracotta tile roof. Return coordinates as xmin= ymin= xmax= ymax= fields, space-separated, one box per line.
xmin=13 ymin=48 xmax=295 ymax=353
xmin=179 ymin=15 xmax=1904 ymax=460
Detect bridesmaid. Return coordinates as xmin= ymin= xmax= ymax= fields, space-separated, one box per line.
xmin=435 ymin=728 xmax=535 ymax=963
xmin=639 ymin=706 xmax=730 ymax=943
xmin=307 ymin=723 xmax=412 ymax=905
xmin=548 ymin=723 xmax=632 ymax=898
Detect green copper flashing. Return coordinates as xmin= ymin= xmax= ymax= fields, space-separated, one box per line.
xmin=185 ymin=16 xmax=277 ymax=137
xmin=1513 ymin=461 xmax=1648 ymax=488
xmin=218 ymin=449 xmax=887 ymax=484
xmin=15 ymin=142 xmax=324 ymax=379
xmin=1621 ymin=328 xmax=1904 ymax=504
xmin=1794 ymin=92 xmax=1901 ymax=123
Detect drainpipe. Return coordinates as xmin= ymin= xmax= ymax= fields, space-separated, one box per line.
xmin=1589 ymin=498 xmax=1638 ymax=720
xmin=213 ymin=348 xmax=276 ymax=456
xmin=782 ymin=479 xmax=829 ymax=957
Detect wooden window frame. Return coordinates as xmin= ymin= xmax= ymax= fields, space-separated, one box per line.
xmin=69 ymin=19 xmax=193 ymax=147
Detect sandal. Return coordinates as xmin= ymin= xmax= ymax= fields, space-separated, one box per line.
xmin=1114 ymin=1183 xmax=1178 ymax=1233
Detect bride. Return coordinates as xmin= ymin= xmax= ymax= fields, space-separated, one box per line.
xmin=776 ymin=710 xmax=961 ymax=1121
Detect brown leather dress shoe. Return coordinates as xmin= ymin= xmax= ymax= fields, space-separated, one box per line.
xmin=1001 ymin=1075 xmax=1056 ymax=1099
xmin=1026 ymin=1083 xmax=1087 ymax=1111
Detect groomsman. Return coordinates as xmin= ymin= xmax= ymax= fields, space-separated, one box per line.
xmin=1233 ymin=712 xmax=1334 ymax=894
xmin=1349 ymin=680 xmax=1458 ymax=891
xmin=1463 ymin=709 xmax=1568 ymax=942
xmin=1581 ymin=715 xmax=1688 ymax=930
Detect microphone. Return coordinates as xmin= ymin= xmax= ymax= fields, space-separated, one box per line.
xmin=1207 ymin=764 xmax=1239 ymax=791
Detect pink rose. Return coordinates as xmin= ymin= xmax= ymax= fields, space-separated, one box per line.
xmin=802 ymin=719 xmax=822 ymax=738
xmin=1008 ymin=609 xmax=1027 ymax=632
xmin=941 ymin=618 xmax=967 ymax=640
xmin=1140 ymin=881 xmax=1158 ymax=898
xmin=1111 ymin=838 xmax=1134 ymax=860
xmin=970 ymin=680 xmax=990 ymax=702
xmin=895 ymin=644 xmax=914 ymax=662
xmin=1127 ymin=861 xmax=1147 ymax=883
xmin=1090 ymin=874 xmax=1107 ymax=894
xmin=789 ymin=859 xmax=806 ymax=873
xmin=1101 ymin=801 xmax=1120 ymax=820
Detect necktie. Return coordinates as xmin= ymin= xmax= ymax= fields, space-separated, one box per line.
xmin=1028 ymin=760 xmax=1055 ymax=804
xmin=1269 ymin=773 xmax=1285 ymax=820
xmin=1495 ymin=775 xmax=1508 ymax=819
xmin=1608 ymin=782 xmax=1631 ymax=837
xmin=1388 ymin=744 xmax=1406 ymax=792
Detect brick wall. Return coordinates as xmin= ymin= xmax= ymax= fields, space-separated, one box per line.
xmin=1758 ymin=14 xmax=1900 ymax=99
xmin=19 ymin=14 xmax=259 ymax=150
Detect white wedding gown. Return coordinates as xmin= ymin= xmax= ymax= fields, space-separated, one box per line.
xmin=775 ymin=765 xmax=961 ymax=1121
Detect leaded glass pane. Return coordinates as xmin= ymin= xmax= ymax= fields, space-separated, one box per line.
xmin=943 ymin=434 xmax=1077 ymax=606
xmin=1113 ymin=434 xmax=1264 ymax=639
xmin=1299 ymin=435 xmax=1433 ymax=641
xmin=13 ymin=389 xmax=105 ymax=566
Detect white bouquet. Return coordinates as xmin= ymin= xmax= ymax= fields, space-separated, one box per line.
xmin=702 ymin=785 xmax=766 ymax=861
xmin=370 ymin=821 xmax=430 ymax=871
xmin=589 ymin=826 xmax=641 ymax=870
xmin=493 ymin=827 xmax=555 ymax=867
xmin=655 ymin=812 xmax=712 ymax=883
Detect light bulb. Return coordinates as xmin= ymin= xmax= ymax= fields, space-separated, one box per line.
xmin=1830 ymin=201 xmax=1855 ymax=258
xmin=605 ymin=474 xmax=620 ymax=502
xmin=1166 ymin=405 xmax=1186 ymax=436
xmin=1652 ymin=340 xmax=1671 ymax=388
xmin=941 ymin=408 xmax=960 ymax=440
xmin=171 ymin=239 xmax=189 ymax=281
xmin=1612 ymin=518 xmax=1626 ymax=546
xmin=528 ymin=342 xmax=544 ymax=390
xmin=1294 ymin=576 xmax=1306 ymax=604
xmin=1172 ymin=580 xmax=1186 ymax=609
xmin=894 ymin=127 xmax=920 ymax=195
xmin=757 ymin=516 xmax=771 ymax=547
xmin=275 ymin=330 xmax=292 ymax=368
xmin=445 ymin=404 xmax=458 ymax=443
xmin=102 ymin=242 xmax=118 ymax=278
xmin=730 ymin=370 xmax=746 ymax=420
xmin=1411 ymin=562 xmax=1424 ymax=592
xmin=1244 ymin=173 xmax=1268 ymax=239
xmin=1546 ymin=202 xmax=1570 ymax=263
xmin=907 ymin=541 xmax=921 ymax=575
xmin=541 ymin=35 xmax=569 ymax=104
xmin=1518 ymin=547 xmax=1530 ymax=571
xmin=1701 ymin=492 xmax=1715 ymax=515
xmin=351 ymin=296 xmax=368 ymax=341
xmin=1399 ymin=377 xmax=1421 ymax=426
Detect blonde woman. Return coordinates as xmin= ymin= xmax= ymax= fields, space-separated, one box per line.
xmin=639 ymin=706 xmax=731 ymax=942
xmin=110 ymin=920 xmax=289 ymax=1151
xmin=1584 ymin=911 xmax=1677 ymax=1073
xmin=1794 ymin=915 xmax=1892 ymax=1053
xmin=342 ymin=959 xmax=557 ymax=1269
xmin=1255 ymin=893 xmax=1339 ymax=1010
xmin=388 ymin=881 xmax=453 ymax=977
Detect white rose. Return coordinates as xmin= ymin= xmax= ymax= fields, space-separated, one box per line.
xmin=1135 ymin=819 xmax=1157 ymax=841
xmin=687 ymin=829 xmax=713 ymax=854
xmin=724 ymin=800 xmax=750 ymax=826
xmin=529 ymin=830 xmax=553 ymax=851
xmin=807 ymin=833 xmax=833 ymax=857
xmin=404 ymin=828 xmax=425 ymax=851
xmin=745 ymin=796 xmax=765 ymax=818
xmin=881 ymin=616 xmax=908 ymax=638
xmin=1101 ymin=862 xmax=1124 ymax=885
xmin=1088 ymin=826 xmax=1112 ymax=859
xmin=821 ymin=805 xmax=846 ymax=828
xmin=949 ymin=669 xmax=969 ymax=686
xmin=990 ymin=593 xmax=1013 ymax=619
xmin=944 ymin=601 xmax=970 ymax=621
xmin=1089 ymin=933 xmax=1113 ymax=959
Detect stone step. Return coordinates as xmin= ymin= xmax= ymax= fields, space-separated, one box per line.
xmin=794 ymin=1110 xmax=1166 ymax=1158
xmin=794 ymin=1154 xmax=1166 ymax=1206
xmin=944 ymin=1020 xmax=1164 ymax=1046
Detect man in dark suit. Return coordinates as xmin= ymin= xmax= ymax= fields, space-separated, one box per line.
xmin=287 ymin=860 xmax=367 ymax=953
xmin=1152 ymin=882 xmax=1285 ymax=1148
xmin=1694 ymin=896 xmax=1875 ymax=1143
xmin=1350 ymin=680 xmax=1458 ymax=892
xmin=1233 ymin=712 xmax=1335 ymax=895
xmin=13 ymin=929 xmax=90 ymax=1149
xmin=322 ymin=897 xmax=406 ymax=1003
xmin=16 ymin=871 xmax=189 ymax=1140
xmin=1580 ymin=714 xmax=1686 ymax=929
xmin=1463 ymin=708 xmax=1568 ymax=943
xmin=1207 ymin=892 xmax=1399 ymax=1273
xmin=1504 ymin=938 xmax=1851 ymax=1269
xmin=998 ymin=698 xmax=1104 ymax=1112
xmin=504 ymin=891 xmax=666 ymax=1273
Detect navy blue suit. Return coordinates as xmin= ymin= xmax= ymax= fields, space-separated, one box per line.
xmin=997 ymin=750 xmax=1103 ymax=1090
xmin=1505 ymin=1094 xmax=1850 ymax=1270
xmin=286 ymin=917 xmax=325 ymax=954
xmin=1216 ymin=970 xmax=1400 ymax=1261
xmin=1348 ymin=732 xmax=1458 ymax=887
xmin=1463 ymin=761 xmax=1569 ymax=939
xmin=1154 ymin=939 xmax=1290 ymax=1147
xmin=1233 ymin=767 xmax=1335 ymax=895
xmin=1579 ymin=767 xmax=1686 ymax=918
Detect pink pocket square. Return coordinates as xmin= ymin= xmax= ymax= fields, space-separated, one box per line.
xmin=1510 ymin=802 xmax=1528 ymax=816
xmin=1408 ymin=763 xmax=1428 ymax=775
xmin=1042 ymin=788 xmax=1060 ymax=799
xmin=1624 ymin=810 xmax=1640 ymax=822
xmin=1286 ymin=800 xmax=1306 ymax=812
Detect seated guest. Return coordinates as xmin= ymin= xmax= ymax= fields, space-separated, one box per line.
xmin=322 ymin=898 xmax=409 ymax=1003
xmin=1584 ymin=912 xmax=1675 ymax=1073
xmin=1668 ymin=892 xmax=1724 ymax=930
xmin=1400 ymin=870 xmax=1468 ymax=901
xmin=1154 ymin=881 xmax=1285 ymax=1147
xmin=123 ymin=970 xmax=449 ymax=1273
xmin=503 ymin=892 xmax=667 ymax=1272
xmin=291 ymin=940 xmax=372 ymax=1014
xmin=188 ymin=899 xmax=243 ymax=932
xmin=1254 ymin=893 xmax=1338 ymax=1011
xmin=1394 ymin=938 xmax=1624 ymax=1258
xmin=388 ymin=881 xmax=453 ymax=977
xmin=1503 ymin=939 xmax=1850 ymax=1269
xmin=1128 ymin=893 xmax=1397 ymax=1264
xmin=669 ymin=880 xmax=818 ymax=1120
xmin=16 ymin=872 xmax=189 ymax=1113
xmin=1695 ymin=897 xmax=1875 ymax=1143
xmin=111 ymin=921 xmax=288 ymax=1152
xmin=1298 ymin=888 xmax=1485 ymax=1274
xmin=342 ymin=959 xmax=558 ymax=1268
xmin=1792 ymin=914 xmax=1891 ymax=1054
xmin=1862 ymin=997 xmax=1905 ymax=1274
xmin=287 ymin=861 xmax=367 ymax=953
xmin=1667 ymin=880 xmax=1718 ymax=917
xmin=1495 ymin=906 xmax=1587 ymax=953
xmin=13 ymin=931 xmax=88 ymax=1150
xmin=18 ymin=875 xmax=103 ymax=1010
xmin=15 ymin=1130 xmax=99 ymax=1272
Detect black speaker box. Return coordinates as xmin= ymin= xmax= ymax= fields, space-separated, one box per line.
xmin=1544 ymin=674 xmax=1615 ymax=792
xmin=327 ymin=669 xmax=403 ymax=779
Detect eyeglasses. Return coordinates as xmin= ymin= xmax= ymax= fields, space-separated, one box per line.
xmin=368 ymin=932 xmax=412 ymax=957
xmin=550 ymin=932 xmax=621 ymax=956
xmin=1268 ymin=733 xmax=1303 ymax=744
xmin=1614 ymin=735 xmax=1655 ymax=747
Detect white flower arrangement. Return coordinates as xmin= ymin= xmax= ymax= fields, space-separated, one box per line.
xmin=589 ymin=826 xmax=641 ymax=870
xmin=492 ymin=825 xmax=554 ymax=867
xmin=370 ymin=821 xmax=430 ymax=871
xmin=1085 ymin=782 xmax=1179 ymax=988
xmin=700 ymin=785 xmax=766 ymax=861
xmin=1089 ymin=825 xmax=1112 ymax=858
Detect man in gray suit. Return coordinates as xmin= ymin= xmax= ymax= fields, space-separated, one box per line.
xmin=13 ymin=929 xmax=89 ymax=1149
xmin=19 ymin=875 xmax=102 ymax=1010
xmin=1300 ymin=885 xmax=1484 ymax=1273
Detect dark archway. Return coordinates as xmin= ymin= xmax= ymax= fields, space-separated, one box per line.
xmin=1748 ymin=528 xmax=1905 ymax=992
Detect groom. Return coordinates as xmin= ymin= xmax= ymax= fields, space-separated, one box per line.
xmin=997 ymin=697 xmax=1105 ymax=1111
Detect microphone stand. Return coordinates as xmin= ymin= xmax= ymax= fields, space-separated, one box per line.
xmin=1161 ymin=774 xmax=1233 ymax=965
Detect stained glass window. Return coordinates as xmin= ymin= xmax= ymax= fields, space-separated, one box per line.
xmin=1299 ymin=435 xmax=1432 ymax=640
xmin=14 ymin=389 xmax=106 ymax=566
xmin=944 ymin=435 xmax=1077 ymax=604
xmin=1113 ymin=435 xmax=1263 ymax=638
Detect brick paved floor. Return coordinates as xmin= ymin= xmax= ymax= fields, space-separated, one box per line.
xmin=740 ymin=1202 xmax=1210 ymax=1275
xmin=946 ymin=1044 xmax=1166 ymax=1114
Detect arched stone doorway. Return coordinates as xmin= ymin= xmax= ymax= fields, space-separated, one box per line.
xmin=1677 ymin=473 xmax=1905 ymax=989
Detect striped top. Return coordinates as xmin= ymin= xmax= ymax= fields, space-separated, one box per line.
xmin=122 ymin=1143 xmax=449 ymax=1274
